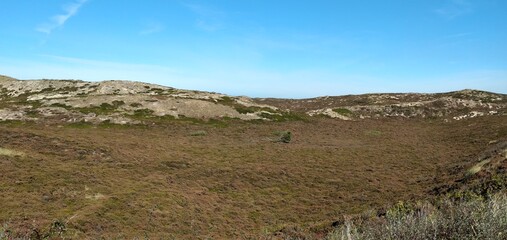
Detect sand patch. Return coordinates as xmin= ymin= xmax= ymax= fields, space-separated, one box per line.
xmin=85 ymin=193 xmax=106 ymax=200
xmin=0 ymin=147 xmax=24 ymax=157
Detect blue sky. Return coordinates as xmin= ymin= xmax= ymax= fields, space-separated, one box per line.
xmin=0 ymin=0 xmax=506 ymax=98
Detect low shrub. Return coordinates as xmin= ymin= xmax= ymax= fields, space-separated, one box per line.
xmin=273 ymin=131 xmax=292 ymax=143
xmin=332 ymin=108 xmax=353 ymax=116
xmin=328 ymin=192 xmax=507 ymax=240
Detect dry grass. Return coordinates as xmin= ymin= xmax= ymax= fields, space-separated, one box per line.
xmin=328 ymin=192 xmax=507 ymax=240
xmin=466 ymin=159 xmax=491 ymax=176
xmin=0 ymin=116 xmax=506 ymax=238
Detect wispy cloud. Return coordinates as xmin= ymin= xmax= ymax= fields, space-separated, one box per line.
xmin=442 ymin=32 xmax=473 ymax=39
xmin=435 ymin=0 xmax=473 ymax=19
xmin=184 ymin=3 xmax=224 ymax=32
xmin=36 ymin=0 xmax=88 ymax=34
xmin=140 ymin=22 xmax=164 ymax=35
xmin=437 ymin=32 xmax=476 ymax=48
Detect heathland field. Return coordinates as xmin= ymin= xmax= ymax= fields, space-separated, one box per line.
xmin=0 ymin=76 xmax=506 ymax=238
xmin=1 ymin=116 xmax=506 ymax=238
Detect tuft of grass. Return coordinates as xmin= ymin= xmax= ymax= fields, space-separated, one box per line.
xmin=364 ymin=130 xmax=382 ymax=136
xmin=466 ymin=159 xmax=491 ymax=176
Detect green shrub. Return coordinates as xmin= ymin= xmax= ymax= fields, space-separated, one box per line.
xmin=235 ymin=106 xmax=258 ymax=114
xmin=332 ymin=108 xmax=353 ymax=116
xmin=76 ymin=102 xmax=119 ymax=115
xmin=260 ymin=111 xmax=306 ymax=122
xmin=273 ymin=131 xmax=292 ymax=143
xmin=133 ymin=108 xmax=154 ymax=117
xmin=50 ymin=103 xmax=70 ymax=108
xmin=112 ymin=100 xmax=125 ymax=107
xmin=280 ymin=131 xmax=291 ymax=143
xmin=217 ymin=96 xmax=234 ymax=105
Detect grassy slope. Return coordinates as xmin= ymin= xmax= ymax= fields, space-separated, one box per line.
xmin=0 ymin=116 xmax=506 ymax=238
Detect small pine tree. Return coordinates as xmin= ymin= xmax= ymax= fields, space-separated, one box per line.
xmin=280 ymin=131 xmax=291 ymax=143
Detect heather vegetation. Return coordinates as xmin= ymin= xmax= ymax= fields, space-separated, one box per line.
xmin=0 ymin=76 xmax=506 ymax=238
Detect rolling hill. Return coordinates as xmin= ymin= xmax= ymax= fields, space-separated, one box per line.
xmin=0 ymin=75 xmax=506 ymax=239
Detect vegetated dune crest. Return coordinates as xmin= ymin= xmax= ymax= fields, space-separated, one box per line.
xmin=0 ymin=74 xmax=505 ymax=125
